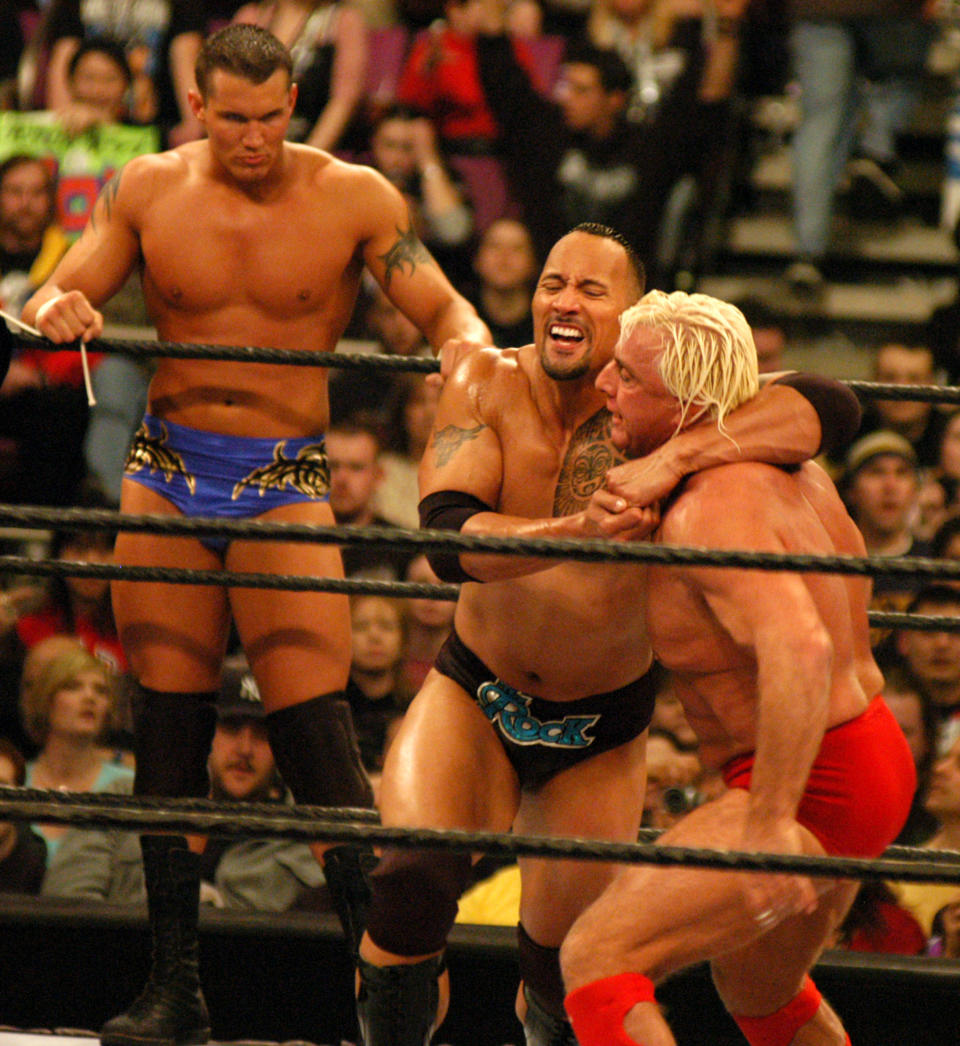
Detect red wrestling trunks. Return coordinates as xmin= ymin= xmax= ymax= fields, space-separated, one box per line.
xmin=722 ymin=697 xmax=915 ymax=857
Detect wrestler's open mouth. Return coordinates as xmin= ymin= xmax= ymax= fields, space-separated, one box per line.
xmin=549 ymin=323 xmax=584 ymax=343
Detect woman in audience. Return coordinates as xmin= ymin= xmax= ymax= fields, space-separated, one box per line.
xmin=20 ymin=646 xmax=132 ymax=863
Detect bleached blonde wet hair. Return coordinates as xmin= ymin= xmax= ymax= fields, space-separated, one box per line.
xmin=619 ymin=289 xmax=759 ymax=434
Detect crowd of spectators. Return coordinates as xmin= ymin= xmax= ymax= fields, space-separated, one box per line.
xmin=4 ymin=0 xmax=960 ymax=996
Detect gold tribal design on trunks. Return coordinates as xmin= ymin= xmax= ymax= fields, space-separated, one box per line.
xmin=125 ymin=422 xmax=196 ymax=494
xmin=232 ymin=441 xmax=330 ymax=500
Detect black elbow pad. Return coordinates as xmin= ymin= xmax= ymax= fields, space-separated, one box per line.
xmin=773 ymin=372 xmax=862 ymax=455
xmin=418 ymin=489 xmax=494 ymax=583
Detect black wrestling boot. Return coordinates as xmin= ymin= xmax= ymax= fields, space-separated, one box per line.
xmin=356 ymin=955 xmax=443 ymax=1046
xmin=522 ymin=985 xmax=579 ymax=1046
xmin=323 ymin=843 xmax=378 ymax=958
xmin=100 ymin=836 xmax=210 ymax=1046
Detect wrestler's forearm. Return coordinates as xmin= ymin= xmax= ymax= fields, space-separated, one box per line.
xmin=425 ymin=298 xmax=492 ymax=355
xmin=666 ymin=383 xmax=821 ymax=480
xmin=457 ymin=511 xmax=587 ymax=581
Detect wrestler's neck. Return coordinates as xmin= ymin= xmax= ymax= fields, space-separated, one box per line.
xmin=209 ymin=145 xmax=293 ymax=201
xmin=538 ymin=367 xmax=607 ymax=430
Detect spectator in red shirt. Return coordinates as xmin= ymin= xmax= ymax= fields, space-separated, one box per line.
xmin=397 ymin=0 xmax=546 ymax=154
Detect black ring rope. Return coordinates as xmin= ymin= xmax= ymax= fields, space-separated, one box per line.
xmin=0 ymin=553 xmax=458 ymax=599
xmin=0 ymin=787 xmax=957 ymax=885
xmin=12 ymin=787 xmax=954 ymax=868
xmin=2 ymin=554 xmax=959 ymax=631
xmin=8 ymin=330 xmax=960 ymax=404
xmin=2 ymin=503 xmax=960 ymax=582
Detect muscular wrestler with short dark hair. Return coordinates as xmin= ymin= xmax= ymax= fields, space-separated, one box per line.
xmin=355 ymin=227 xmax=864 ymax=1046
xmin=23 ymin=23 xmax=491 ymax=1046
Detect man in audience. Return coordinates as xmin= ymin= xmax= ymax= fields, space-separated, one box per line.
xmin=327 ymin=418 xmax=411 ymax=580
xmin=842 ymin=430 xmax=930 ymax=646
xmin=0 ymin=155 xmax=85 ymax=507
xmin=859 ymin=342 xmax=945 ymax=470
xmin=0 ymin=738 xmax=46 ymax=894
xmin=0 ymin=155 xmax=68 ymax=318
xmin=896 ymin=585 xmax=960 ymax=752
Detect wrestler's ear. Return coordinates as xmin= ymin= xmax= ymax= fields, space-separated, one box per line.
xmin=188 ymin=88 xmax=204 ymax=124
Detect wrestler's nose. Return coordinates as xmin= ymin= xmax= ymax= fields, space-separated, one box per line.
xmin=596 ymin=359 xmax=617 ymax=396
xmin=552 ymin=284 xmax=580 ymax=313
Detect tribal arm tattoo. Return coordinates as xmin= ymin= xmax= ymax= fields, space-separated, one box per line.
xmin=377 ymin=224 xmax=434 ymax=289
xmin=553 ymin=409 xmax=625 ymax=516
xmin=90 ymin=169 xmax=123 ymax=232
xmin=432 ymin=423 xmax=486 ymax=468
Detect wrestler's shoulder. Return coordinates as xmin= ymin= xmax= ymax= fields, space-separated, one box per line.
xmin=661 ymin=462 xmax=795 ymax=539
xmin=448 ymin=343 xmax=534 ymax=395
xmin=297 ymin=147 xmax=399 ymax=199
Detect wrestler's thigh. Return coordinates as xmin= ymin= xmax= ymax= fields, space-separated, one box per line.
xmin=710 ymin=879 xmax=858 ymax=1016
xmin=226 ymin=500 xmax=351 ymax=710
xmin=378 ymin=668 xmax=520 ymax=834
xmin=515 ymin=733 xmax=647 ymax=945
xmin=112 ymin=479 xmax=230 ymax=689
xmin=564 ymin=791 xmax=785 ymax=985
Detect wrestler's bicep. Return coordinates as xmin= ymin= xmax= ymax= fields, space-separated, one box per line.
xmin=50 ymin=170 xmax=140 ymax=303
xmin=418 ymin=371 xmax=503 ymax=506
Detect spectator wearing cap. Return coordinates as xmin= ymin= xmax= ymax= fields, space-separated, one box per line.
xmin=42 ymin=659 xmax=328 ymax=912
xmin=842 ymin=430 xmax=930 ymax=648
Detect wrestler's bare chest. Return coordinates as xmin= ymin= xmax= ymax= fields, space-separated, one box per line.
xmin=139 ymin=185 xmax=361 ymax=318
xmin=498 ymin=405 xmax=626 ymax=518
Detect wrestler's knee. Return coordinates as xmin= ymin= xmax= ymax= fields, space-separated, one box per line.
xmin=365 ymin=848 xmax=472 ymax=956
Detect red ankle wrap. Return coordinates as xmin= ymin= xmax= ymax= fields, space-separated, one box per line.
xmin=732 ymin=976 xmax=823 ymax=1046
xmin=564 ymin=972 xmax=656 ymax=1046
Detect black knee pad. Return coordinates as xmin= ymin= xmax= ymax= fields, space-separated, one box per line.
xmin=266 ymin=692 xmax=374 ymax=809
xmin=365 ymin=849 xmax=472 ymax=956
xmin=132 ymin=685 xmax=217 ymax=798
xmin=518 ymin=923 xmax=568 ymax=1024
xmin=357 ymin=955 xmax=443 ymax=1046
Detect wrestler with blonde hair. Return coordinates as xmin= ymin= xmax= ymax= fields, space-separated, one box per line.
xmin=619 ymin=289 xmax=759 ymax=435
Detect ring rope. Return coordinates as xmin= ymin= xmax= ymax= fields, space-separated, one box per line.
xmin=8 ymin=330 xmax=960 ymax=404
xmin=0 ymin=787 xmax=957 ymax=885
xmin=10 ymin=331 xmax=439 ymax=373
xmin=1 ymin=555 xmax=958 ymax=631
xmin=2 ymin=504 xmax=959 ymax=582
xmin=13 ymin=787 xmax=954 ymax=867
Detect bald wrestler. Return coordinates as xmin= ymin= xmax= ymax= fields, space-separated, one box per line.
xmin=355 ymin=225 xmax=863 ymax=1046
xmin=559 ymin=291 xmax=916 ymax=1046
xmin=22 ymin=25 xmax=490 ymax=1046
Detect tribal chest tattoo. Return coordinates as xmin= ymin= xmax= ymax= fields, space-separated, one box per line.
xmin=553 ymin=409 xmax=624 ymax=516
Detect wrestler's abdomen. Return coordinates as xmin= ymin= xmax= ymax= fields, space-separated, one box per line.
xmin=137 ymin=179 xmax=363 ymax=436
xmin=455 ymin=562 xmax=652 ymax=701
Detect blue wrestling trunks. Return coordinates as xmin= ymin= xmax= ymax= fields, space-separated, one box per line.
xmin=435 ymin=629 xmax=655 ymax=791
xmin=124 ymin=414 xmax=331 ymax=553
